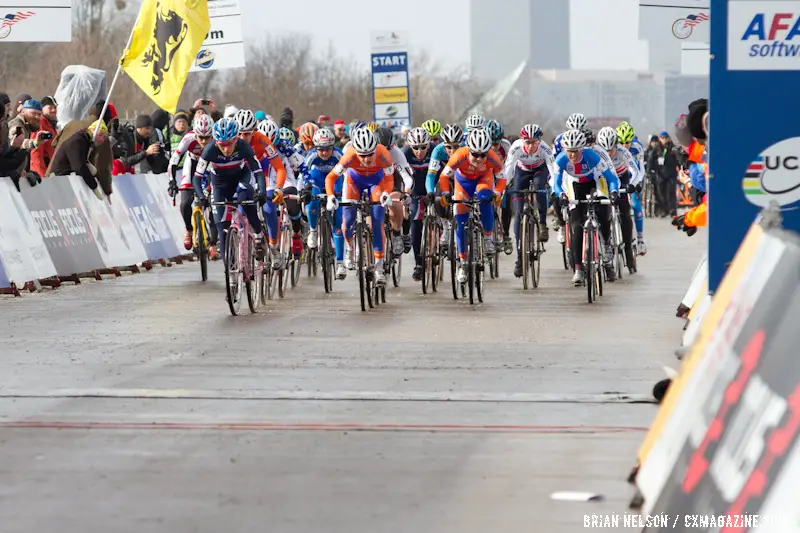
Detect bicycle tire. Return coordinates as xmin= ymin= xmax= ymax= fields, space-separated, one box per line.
xmin=291 ymin=255 xmax=302 ymax=287
xmin=475 ymin=224 xmax=485 ymax=303
xmin=421 ymin=216 xmax=431 ymax=294
xmin=194 ymin=210 xmax=208 ymax=282
xmin=521 ymin=214 xmax=530 ymax=290
xmin=596 ymin=230 xmax=604 ymax=298
xmin=261 ymin=263 xmax=270 ymax=304
xmin=247 ymin=234 xmax=262 ymax=314
xmin=431 ymin=220 xmax=440 ymax=293
xmin=365 ymin=225 xmax=375 ymax=309
xmin=450 ymin=217 xmax=459 ymax=300
xmin=224 ymin=227 xmax=242 ymax=315
xmin=320 ymin=215 xmax=333 ymax=293
xmin=532 ymin=219 xmax=540 ymax=289
xmin=392 ymin=254 xmax=401 ymax=288
xmin=491 ymin=218 xmax=500 ymax=279
xmin=585 ymin=226 xmax=595 ymax=304
xmin=468 ymin=215 xmax=476 ymax=305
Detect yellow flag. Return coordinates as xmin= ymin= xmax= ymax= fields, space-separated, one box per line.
xmin=121 ymin=0 xmax=210 ymax=113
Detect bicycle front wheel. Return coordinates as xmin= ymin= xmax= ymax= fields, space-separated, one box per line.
xmin=320 ymin=215 xmax=333 ymax=293
xmin=531 ymin=218 xmax=540 ymax=289
xmin=585 ymin=227 xmax=595 ymax=304
xmin=421 ymin=216 xmax=431 ymax=295
xmin=194 ymin=210 xmax=208 ymax=282
xmin=475 ymin=225 xmax=485 ymax=303
xmin=224 ymin=227 xmax=242 ymax=315
xmin=450 ymin=217 xmax=459 ymax=300
xmin=247 ymin=234 xmax=262 ymax=314
xmin=521 ymin=214 xmax=530 ymax=290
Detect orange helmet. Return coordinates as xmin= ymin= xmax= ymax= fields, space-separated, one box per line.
xmin=298 ymin=122 xmax=319 ymax=145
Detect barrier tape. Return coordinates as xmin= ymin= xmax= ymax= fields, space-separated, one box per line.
xmin=0 ymin=173 xmax=186 ymax=292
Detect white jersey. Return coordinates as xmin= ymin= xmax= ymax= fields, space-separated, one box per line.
xmin=389 ymin=145 xmax=413 ymax=191
xmin=168 ymin=131 xmax=207 ymax=189
xmin=607 ymin=144 xmax=642 ymax=187
xmin=268 ymin=153 xmax=297 ymax=190
xmin=503 ymin=139 xmax=557 ymax=186
xmin=592 ymin=144 xmax=617 ymax=178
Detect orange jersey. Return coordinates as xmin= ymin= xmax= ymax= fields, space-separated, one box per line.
xmin=249 ymin=131 xmax=286 ymax=188
xmin=326 ymin=144 xmax=393 ymax=196
xmin=440 ymin=147 xmax=504 ymax=193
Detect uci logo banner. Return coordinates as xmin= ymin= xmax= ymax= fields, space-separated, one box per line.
xmin=728 ymin=1 xmax=800 ymax=69
xmin=742 ymin=137 xmax=800 ymax=208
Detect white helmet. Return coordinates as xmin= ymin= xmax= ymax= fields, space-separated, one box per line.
xmin=258 ymin=118 xmax=278 ymax=143
xmin=192 ymin=114 xmax=214 ymax=137
xmin=466 ymin=114 xmax=486 ymax=131
xmin=596 ymin=127 xmax=618 ymax=151
xmin=313 ymin=128 xmax=335 ymax=148
xmin=441 ymin=124 xmax=463 ymax=144
xmin=406 ymin=127 xmax=430 ymax=148
xmin=565 ymin=113 xmax=587 ymax=131
xmin=561 ymin=129 xmax=587 ymax=150
xmin=466 ymin=128 xmax=492 ymax=154
xmin=520 ymin=124 xmax=543 ymax=140
xmin=351 ymin=127 xmax=378 ymax=155
xmin=223 ymin=104 xmax=239 ymax=119
xmin=234 ymin=109 xmax=257 ymax=132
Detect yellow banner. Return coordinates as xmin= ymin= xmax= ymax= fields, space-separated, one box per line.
xmin=374 ymin=87 xmax=409 ymax=104
xmin=121 ymin=0 xmax=210 ymax=113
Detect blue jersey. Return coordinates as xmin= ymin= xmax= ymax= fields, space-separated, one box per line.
xmin=305 ymin=146 xmax=344 ymax=160
xmin=425 ymin=143 xmax=452 ymax=194
xmin=275 ymin=139 xmax=306 ymax=175
xmin=553 ymin=147 xmax=619 ymax=197
xmin=553 ymin=133 xmax=565 ymax=158
xmin=194 ymin=139 xmax=265 ymax=197
xmin=628 ymin=136 xmax=644 ymax=172
xmin=402 ymin=145 xmax=432 ymax=196
xmin=302 ymin=149 xmax=343 ymax=189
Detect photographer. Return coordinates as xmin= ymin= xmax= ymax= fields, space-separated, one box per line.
xmin=0 ymin=92 xmax=38 ymax=191
xmin=30 ymin=96 xmax=58 ymax=177
xmin=8 ymin=99 xmax=48 ymax=152
xmin=112 ymin=115 xmax=168 ymax=174
xmin=657 ymin=131 xmax=679 ymax=217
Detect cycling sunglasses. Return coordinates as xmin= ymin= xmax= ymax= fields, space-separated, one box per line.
xmin=470 ymin=151 xmax=488 ymax=159
xmin=444 ymin=143 xmax=460 ymax=150
xmin=411 ymin=144 xmax=428 ymax=151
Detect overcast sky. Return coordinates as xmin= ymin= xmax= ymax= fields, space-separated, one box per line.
xmin=239 ymin=0 xmax=649 ymax=72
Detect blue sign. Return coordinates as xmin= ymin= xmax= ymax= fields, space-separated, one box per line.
xmin=371 ymin=52 xmax=408 ymax=73
xmin=709 ymin=0 xmax=800 ymax=291
xmin=113 ymin=174 xmax=180 ymax=261
xmin=371 ymin=49 xmax=411 ymax=130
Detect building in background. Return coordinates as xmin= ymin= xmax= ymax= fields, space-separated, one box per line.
xmin=469 ymin=0 xmax=571 ymax=81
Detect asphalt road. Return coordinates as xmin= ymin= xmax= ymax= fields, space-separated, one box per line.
xmin=0 ymin=220 xmax=704 ymax=533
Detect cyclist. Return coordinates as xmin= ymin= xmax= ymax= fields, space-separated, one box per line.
xmin=402 ymin=127 xmax=432 ymax=282
xmin=421 ymin=119 xmax=442 ymax=146
xmin=375 ymin=126 xmax=414 ymax=257
xmin=426 ymin=123 xmax=463 ymax=251
xmin=551 ymin=113 xmax=589 ymax=243
xmin=279 ymin=127 xmax=296 ymax=146
xmin=300 ymin=128 xmax=347 ymax=280
xmin=553 ymin=129 xmax=619 ymax=287
xmin=193 ymin=117 xmax=268 ymax=264
xmin=168 ymin=114 xmax=218 ymax=257
xmin=597 ymin=126 xmax=641 ymax=272
xmin=503 ymin=124 xmax=557 ymax=278
xmin=462 ymin=114 xmax=486 ymax=143
xmin=367 ymin=122 xmax=380 ymax=132
xmin=617 ymin=122 xmax=647 ymax=255
xmin=325 ymin=128 xmax=395 ymax=287
xmin=486 ymin=119 xmax=511 ymax=159
xmin=440 ymin=128 xmax=505 ymax=284
xmin=296 ymin=122 xmax=319 ymax=156
xmin=553 ymin=113 xmax=588 ymax=158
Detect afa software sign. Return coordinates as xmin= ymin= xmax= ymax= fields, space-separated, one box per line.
xmin=728 ymin=1 xmax=800 ymax=69
xmin=0 ymin=0 xmax=71 ymax=42
xmin=370 ymin=31 xmax=411 ymax=131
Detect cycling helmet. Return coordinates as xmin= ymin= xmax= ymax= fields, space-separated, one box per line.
xmin=616 ymin=122 xmax=635 ymax=144
xmin=565 ymin=112 xmax=587 ymax=131
xmin=406 ymin=127 xmax=430 ymax=148
xmin=349 ymin=120 xmax=366 ymax=134
xmin=258 ymin=119 xmax=278 ymax=143
xmin=299 ymin=122 xmax=319 ymax=144
xmin=279 ymin=127 xmax=296 ymax=145
xmin=212 ymin=117 xmax=239 ymax=142
xmin=367 ymin=121 xmax=380 ymax=132
xmin=441 ymin=123 xmax=463 ymax=144
xmin=313 ymin=128 xmax=335 ymax=149
xmin=375 ymin=127 xmax=394 ymax=149
xmin=223 ymin=105 xmax=239 ymax=119
xmin=519 ymin=124 xmax=543 ymax=140
xmin=192 ymin=114 xmax=214 ymax=137
xmin=560 ymin=129 xmax=587 ymax=150
xmin=421 ymin=119 xmax=442 ymax=138
xmin=254 ymin=110 xmax=267 ymax=121
xmin=597 ymin=127 xmax=618 ymax=151
xmin=485 ymin=119 xmax=504 ymax=142
xmin=351 ymin=127 xmax=378 ymax=155
xmin=583 ymin=128 xmax=596 ymax=145
xmin=234 ymin=109 xmax=257 ymax=132
xmin=465 ymin=114 xmax=486 ymax=131
xmin=466 ymin=128 xmax=492 ymax=154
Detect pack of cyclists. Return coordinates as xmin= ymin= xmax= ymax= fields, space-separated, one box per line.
xmin=168 ymin=107 xmax=649 ymax=295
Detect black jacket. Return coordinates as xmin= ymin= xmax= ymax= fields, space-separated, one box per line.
xmin=111 ymin=123 xmax=169 ymax=173
xmin=658 ymin=141 xmax=679 ymax=181
xmin=49 ymin=130 xmax=99 ymax=190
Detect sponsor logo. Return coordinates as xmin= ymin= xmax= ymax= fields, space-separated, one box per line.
xmin=672 ymin=12 xmax=709 ymax=39
xmin=385 ymin=105 xmax=399 ymax=118
xmin=0 ymin=10 xmax=35 ymax=39
xmin=742 ymin=137 xmax=800 ymax=208
xmin=195 ymin=49 xmax=215 ymax=69
xmin=373 ymin=87 xmax=409 ymax=104
xmin=741 ymin=12 xmax=800 ymax=58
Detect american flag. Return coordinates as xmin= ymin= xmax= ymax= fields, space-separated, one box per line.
xmin=683 ymin=12 xmax=709 ymax=29
xmin=1 ymin=11 xmax=36 ymax=29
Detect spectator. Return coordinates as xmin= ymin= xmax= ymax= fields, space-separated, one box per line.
xmin=279 ymin=107 xmax=294 ymax=130
xmin=189 ymin=106 xmax=207 ymax=124
xmin=29 ymin=96 xmax=59 ymax=178
xmin=210 ymin=110 xmax=223 ymax=122
xmin=49 ymin=120 xmax=109 ymax=198
xmin=657 ymin=131 xmax=679 ymax=217
xmin=49 ymin=101 xmax=114 ymax=195
xmin=317 ymin=114 xmax=331 ymax=128
xmin=0 ymin=92 xmax=37 ymax=191
xmin=169 ymin=109 xmax=190 ymax=149
xmin=111 ymin=114 xmax=167 ymax=175
xmin=8 ymin=99 xmax=46 ymax=151
xmin=191 ymin=98 xmax=215 ymax=115
xmin=13 ymin=93 xmax=31 ymax=115
xmin=151 ymin=108 xmax=172 ymax=156
xmin=645 ymin=134 xmax=665 ymax=216
xmin=333 ymin=120 xmax=346 ymax=142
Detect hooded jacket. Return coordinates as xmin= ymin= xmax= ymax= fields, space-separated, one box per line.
xmin=48 ymin=107 xmax=113 ymax=195
xmin=29 ymin=115 xmax=58 ymax=177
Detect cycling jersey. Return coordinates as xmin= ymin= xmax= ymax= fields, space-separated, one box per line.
xmin=402 ymin=145 xmax=431 ymax=196
xmin=607 ymin=144 xmax=642 ymax=186
xmin=552 ymin=147 xmax=619 ymax=199
xmin=169 ymin=131 xmax=207 ymax=189
xmin=304 ymin=146 xmax=344 ymax=161
xmin=553 ymin=132 xmax=565 ymax=158
xmin=425 ymin=143 xmax=451 ymax=193
xmin=503 ymin=139 xmax=557 ymax=184
xmin=294 ymin=142 xmax=315 ymax=158
xmin=302 ymin=149 xmax=343 ymax=185
xmin=592 ymin=144 xmax=616 ymax=177
xmin=629 ymin=136 xmax=645 ymax=171
xmin=325 ymin=144 xmax=393 ymax=196
xmin=441 ymin=147 xmax=505 ymax=193
xmin=493 ymin=138 xmax=512 ymax=161
xmin=245 ymin=131 xmax=287 ymax=190
xmin=194 ymin=139 xmax=266 ymax=197
xmin=274 ymin=138 xmax=305 ymax=174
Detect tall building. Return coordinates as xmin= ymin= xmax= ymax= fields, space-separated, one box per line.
xmin=470 ymin=0 xmax=571 ymax=81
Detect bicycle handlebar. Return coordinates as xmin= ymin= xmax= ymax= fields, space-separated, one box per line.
xmin=212 ymin=200 xmax=257 ymax=206
xmin=568 ymin=197 xmax=611 ymax=207
xmin=339 ymin=199 xmax=383 ymax=206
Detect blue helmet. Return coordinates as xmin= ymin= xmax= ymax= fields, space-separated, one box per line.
xmin=279 ymin=127 xmax=296 ymax=144
xmin=485 ymin=119 xmax=503 ymax=142
xmin=212 ymin=117 xmax=239 ymax=142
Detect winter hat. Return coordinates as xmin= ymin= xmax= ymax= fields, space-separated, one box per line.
xmin=151 ymin=109 xmax=170 ymax=130
xmin=0 ymin=93 xmax=10 ymax=109
xmin=15 ymin=93 xmax=32 ymax=108
xmin=41 ymin=96 xmax=57 ymax=107
xmin=173 ymin=110 xmax=190 ymax=124
xmin=686 ymin=98 xmax=708 ymax=141
xmin=135 ymin=114 xmax=153 ymax=128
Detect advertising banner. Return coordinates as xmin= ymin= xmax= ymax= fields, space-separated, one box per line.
xmin=19 ymin=178 xmax=104 ymax=276
xmin=142 ymin=173 xmax=188 ymax=253
xmin=113 ymin=174 xmax=181 ymax=261
xmin=68 ymin=176 xmax=148 ymax=268
xmin=709 ymin=0 xmax=800 ymax=291
xmin=370 ymin=31 xmax=411 ymax=131
xmin=645 ymin=239 xmax=800 ymax=528
xmin=189 ymin=0 xmax=245 ymax=72
xmin=0 ymin=178 xmax=56 ymax=285
xmin=0 ymin=0 xmax=71 ymax=42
